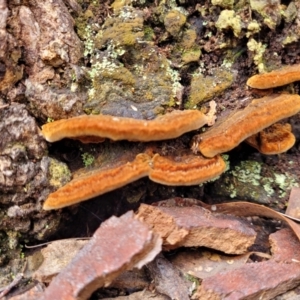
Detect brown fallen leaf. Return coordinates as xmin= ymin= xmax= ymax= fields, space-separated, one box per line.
xmin=136 ymin=203 xmax=256 ymax=254
xmin=201 ymin=201 xmax=300 ymax=242
xmin=42 ymin=211 xmax=162 ymax=300
xmin=30 ymin=239 xmax=89 ymax=283
xmin=285 ymin=187 xmax=300 ymax=220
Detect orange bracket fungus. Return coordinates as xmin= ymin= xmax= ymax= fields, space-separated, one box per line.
xmin=43 ymin=153 xmax=152 ymax=210
xmin=41 ymin=110 xmax=209 ymax=143
xmin=149 ymin=153 xmax=226 ymax=186
xmin=193 ymin=94 xmax=300 ymax=158
xmin=247 ymin=64 xmax=300 ymax=89
xmin=43 ymin=152 xmax=226 ymax=210
xmin=245 ymin=123 xmax=296 ymax=155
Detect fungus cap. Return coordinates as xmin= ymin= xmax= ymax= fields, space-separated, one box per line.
xmin=43 ymin=153 xmax=151 ymax=210
xmin=245 ymin=123 xmax=296 ymax=155
xmin=247 ymin=64 xmax=300 ymax=89
xmin=195 ymin=94 xmax=300 ymax=157
xmin=41 ymin=110 xmax=208 ymax=143
xmin=149 ymin=153 xmax=226 ymax=185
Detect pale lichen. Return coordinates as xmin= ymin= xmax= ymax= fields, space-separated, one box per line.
xmin=210 ymin=160 xmax=299 ymax=203
xmin=215 ymin=10 xmax=242 ymax=38
xmin=48 ymin=158 xmax=71 ymax=188
xmin=247 ymin=38 xmax=267 ymax=73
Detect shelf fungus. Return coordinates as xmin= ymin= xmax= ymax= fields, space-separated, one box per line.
xmin=193 ymin=94 xmax=300 ymax=158
xmin=245 ymin=123 xmax=296 ymax=155
xmin=41 ymin=110 xmax=208 ymax=143
xmin=43 ymin=153 xmax=152 ymax=210
xmin=43 ymin=152 xmax=226 ymax=210
xmin=149 ymin=153 xmax=226 ymax=185
xmin=247 ymin=64 xmax=300 ymax=89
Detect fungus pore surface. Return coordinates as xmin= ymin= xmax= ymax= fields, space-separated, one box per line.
xmin=245 ymin=123 xmax=296 ymax=155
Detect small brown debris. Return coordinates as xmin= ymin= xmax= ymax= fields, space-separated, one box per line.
xmin=147 ymin=254 xmax=190 ymax=300
xmin=245 ymin=123 xmax=296 ymax=155
xmin=42 ymin=211 xmax=162 ymax=300
xmin=136 ymin=204 xmax=256 ymax=253
xmin=170 ymin=249 xmax=251 ymax=279
xmin=101 ymin=290 xmax=169 ymax=300
xmin=247 ymin=64 xmax=300 ymax=89
xmin=43 ymin=153 xmax=151 ymax=210
xmin=41 ymin=110 xmax=208 ymax=143
xmin=285 ymin=187 xmax=300 ymax=219
xmin=110 ymin=269 xmax=149 ymax=291
xmin=194 ymin=94 xmax=300 ymax=157
xmin=206 ymin=100 xmax=217 ymax=126
xmin=149 ymin=153 xmax=226 ymax=186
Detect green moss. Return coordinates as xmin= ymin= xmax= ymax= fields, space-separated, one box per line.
xmin=144 ymin=26 xmax=155 ymax=41
xmin=212 ymin=0 xmax=234 ymax=9
xmin=81 ymin=152 xmax=95 ymax=167
xmin=164 ymin=9 xmax=187 ymax=36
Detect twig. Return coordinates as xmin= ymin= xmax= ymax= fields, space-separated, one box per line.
xmin=0 ymin=273 xmax=23 ymax=298
xmin=0 ymin=104 xmax=9 ymax=110
xmin=25 ymin=237 xmax=90 ymax=249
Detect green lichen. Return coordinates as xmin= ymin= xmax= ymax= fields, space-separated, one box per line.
xmin=48 ymin=158 xmax=71 ymax=188
xmin=250 ymin=0 xmax=281 ymax=30
xmin=231 ymin=161 xmax=261 ymax=186
xmin=274 ymin=173 xmax=299 ymax=198
xmin=246 ymin=20 xmax=261 ymax=38
xmin=212 ymin=160 xmax=299 ymax=204
xmin=95 ymin=7 xmax=144 ymax=49
xmin=7 ymin=231 xmax=19 ymax=250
